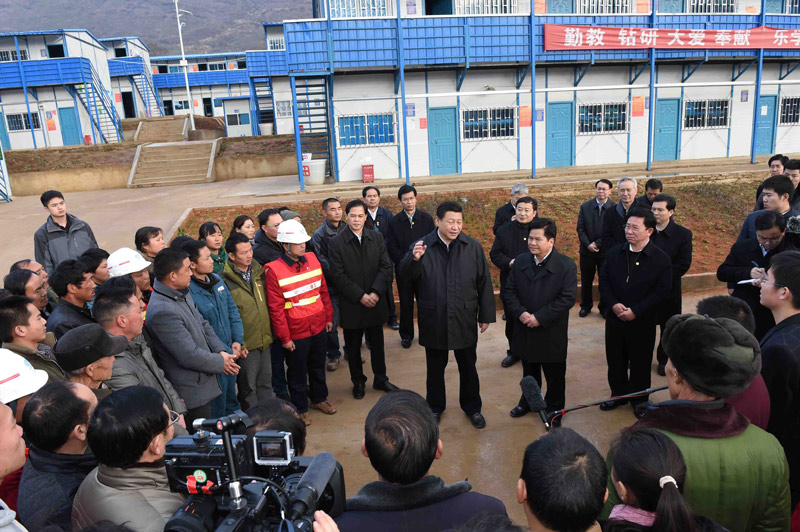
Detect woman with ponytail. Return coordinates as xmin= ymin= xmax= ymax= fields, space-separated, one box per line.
xmin=604 ymin=428 xmax=728 ymax=532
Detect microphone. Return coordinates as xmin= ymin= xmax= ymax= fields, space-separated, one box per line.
xmin=521 ymin=376 xmax=547 ymax=412
xmin=287 ymin=452 xmax=337 ymax=520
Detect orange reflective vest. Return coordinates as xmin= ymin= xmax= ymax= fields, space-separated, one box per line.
xmin=264 ymin=253 xmax=332 ymax=342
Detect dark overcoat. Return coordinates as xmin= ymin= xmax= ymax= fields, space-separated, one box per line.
xmin=328 ymin=227 xmax=393 ymax=329
xmin=501 ymin=250 xmax=577 ymax=363
xmin=399 ymin=231 xmax=496 ymax=350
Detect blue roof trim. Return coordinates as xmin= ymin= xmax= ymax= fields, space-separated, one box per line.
xmin=0 ymin=29 xmax=108 ymax=50
xmin=152 ymin=69 xmax=250 ymax=88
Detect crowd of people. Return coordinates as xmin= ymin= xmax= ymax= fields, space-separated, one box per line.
xmin=0 ymin=153 xmax=798 ymax=532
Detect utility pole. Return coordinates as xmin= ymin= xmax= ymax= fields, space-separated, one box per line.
xmin=174 ymin=0 xmax=195 ymax=131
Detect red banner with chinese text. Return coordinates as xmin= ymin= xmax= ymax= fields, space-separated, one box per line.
xmin=544 ymin=24 xmax=800 ymax=51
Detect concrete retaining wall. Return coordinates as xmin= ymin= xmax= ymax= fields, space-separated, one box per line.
xmin=189 ymin=130 xmax=226 ymax=141
xmin=213 ymin=153 xmax=296 ymax=181
xmin=10 ymin=166 xmax=130 ymax=196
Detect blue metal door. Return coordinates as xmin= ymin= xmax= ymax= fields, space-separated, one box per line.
xmin=755 ymin=95 xmax=777 ymax=155
xmin=58 ymin=108 xmax=82 ymax=146
xmin=546 ymin=0 xmax=575 ymax=13
xmin=654 ymin=99 xmax=680 ymax=162
xmin=546 ymin=102 xmax=574 ymax=168
xmin=0 ymin=113 xmax=9 ymax=151
xmin=428 ymin=107 xmax=459 ymax=176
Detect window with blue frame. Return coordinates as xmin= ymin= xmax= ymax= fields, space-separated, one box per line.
xmin=684 ymin=99 xmax=729 ymax=129
xmin=7 ymin=113 xmax=41 ymax=132
xmin=780 ymin=97 xmax=800 ymax=125
xmin=577 ymin=103 xmax=628 ymax=135
xmin=462 ymin=108 xmax=517 ymax=141
xmin=338 ymin=113 xmax=396 ymax=148
xmin=168 ymin=66 xmax=181 ymax=73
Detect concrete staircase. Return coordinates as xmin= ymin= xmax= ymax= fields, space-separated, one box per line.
xmin=128 ymin=140 xmax=220 ymax=188
xmin=134 ymin=117 xmax=188 ymax=143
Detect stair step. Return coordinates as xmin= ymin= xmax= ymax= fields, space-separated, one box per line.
xmin=134 ymin=170 xmax=209 ymax=181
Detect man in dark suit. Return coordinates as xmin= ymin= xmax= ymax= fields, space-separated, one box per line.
xmin=740 ymin=175 xmax=799 ymax=242
xmin=718 ymin=210 xmax=790 ymax=340
xmin=502 ymin=218 xmax=577 ymax=419
xmin=490 ymin=196 xmax=537 ymax=368
xmin=399 ymin=201 xmax=495 ymax=429
xmin=602 ymin=177 xmax=639 ymax=250
xmin=598 ymin=208 xmax=671 ymax=418
xmin=759 ymin=250 xmax=800 ymax=513
xmin=576 ymin=179 xmax=616 ymax=317
xmin=492 ymin=183 xmax=529 ymax=235
xmin=328 ymin=199 xmax=399 ymax=399
xmin=650 ymin=193 xmax=693 ymax=376
xmin=363 ymin=185 xmax=398 ymax=331
xmin=387 ymin=185 xmax=436 ymax=349
xmin=632 ymin=178 xmax=663 ymax=210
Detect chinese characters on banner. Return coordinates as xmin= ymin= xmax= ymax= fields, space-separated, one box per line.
xmin=544 ymin=25 xmax=800 ymax=51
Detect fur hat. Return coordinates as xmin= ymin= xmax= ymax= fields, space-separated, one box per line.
xmin=280 ymin=210 xmax=302 ymax=221
xmin=662 ymin=314 xmax=761 ymax=398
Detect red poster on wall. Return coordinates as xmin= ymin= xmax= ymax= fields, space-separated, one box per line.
xmin=544 ymin=24 xmax=800 ymax=51
xmin=115 ymin=93 xmax=122 ymax=103
xmin=419 ymin=118 xmax=427 ymax=129
xmin=632 ymin=97 xmax=644 ymax=117
xmin=519 ymin=106 xmax=533 ymax=127
xmin=47 ymin=119 xmax=57 ymax=131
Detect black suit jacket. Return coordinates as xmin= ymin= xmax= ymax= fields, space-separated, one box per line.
xmin=501 ymin=250 xmax=577 ymax=363
xmin=328 ymin=228 xmax=393 ymax=329
xmin=601 ymin=202 xmax=635 ymax=251
xmin=598 ymin=241 xmax=672 ymax=324
xmin=577 ymin=198 xmax=616 ymax=256
xmin=489 ymin=221 xmax=532 ymax=288
xmin=759 ymin=313 xmax=800 ymax=508
xmin=493 ymin=202 xmax=516 ymax=235
xmin=651 ymin=220 xmax=693 ymax=303
xmin=716 ymin=237 xmax=787 ymax=339
xmin=386 ymin=209 xmax=436 ymax=265
xmin=365 ymin=206 xmax=393 ymax=239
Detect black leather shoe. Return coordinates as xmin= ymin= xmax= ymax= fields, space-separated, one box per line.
xmin=401 ymin=337 xmax=412 ymax=349
xmin=353 ymin=383 xmax=365 ymax=399
xmin=599 ymin=399 xmax=627 ymax=411
xmin=510 ymin=405 xmax=530 ymax=418
xmin=388 ymin=320 xmax=400 ymax=330
xmin=374 ymin=381 xmax=399 ymax=393
xmin=469 ymin=412 xmax=486 ymax=429
xmin=657 ymin=364 xmax=666 ymax=376
xmin=579 ymin=308 xmax=591 ymax=318
xmin=432 ymin=411 xmax=441 ymax=424
xmin=501 ymin=354 xmax=519 ymax=368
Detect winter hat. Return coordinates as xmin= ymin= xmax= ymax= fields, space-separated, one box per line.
xmin=662 ymin=314 xmax=761 ymax=398
xmin=280 ymin=210 xmax=302 ymax=221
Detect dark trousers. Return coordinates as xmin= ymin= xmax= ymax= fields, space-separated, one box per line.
xmin=344 ymin=325 xmax=388 ymax=386
xmin=396 ymin=270 xmax=419 ymax=341
xmin=517 ymin=360 xmax=567 ymax=411
xmin=210 ymin=373 xmax=240 ymax=417
xmin=504 ymin=305 xmax=515 ymax=353
xmin=286 ymin=332 xmax=328 ymax=413
xmin=605 ymin=318 xmax=656 ymax=405
xmin=386 ymin=278 xmax=397 ymax=322
xmin=270 ymin=341 xmax=288 ymax=396
xmin=656 ymin=293 xmax=682 ymax=366
xmin=579 ymin=253 xmax=606 ymax=311
xmin=185 ymin=402 xmax=212 ymax=434
xmin=326 ymin=294 xmax=341 ymax=361
xmin=425 ymin=345 xmax=482 ymax=415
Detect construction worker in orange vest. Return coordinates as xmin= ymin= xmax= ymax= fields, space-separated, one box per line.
xmin=264 ymin=219 xmax=336 ymax=426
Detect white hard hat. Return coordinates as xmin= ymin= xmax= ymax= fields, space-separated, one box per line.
xmin=0 ymin=349 xmax=48 ymax=404
xmin=107 ymin=247 xmax=152 ymax=277
xmin=277 ymin=219 xmax=311 ymax=244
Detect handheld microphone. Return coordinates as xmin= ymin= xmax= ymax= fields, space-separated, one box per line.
xmin=287 ymin=451 xmax=337 ymax=520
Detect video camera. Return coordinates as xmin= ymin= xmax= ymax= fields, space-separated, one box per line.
xmin=163 ymin=411 xmax=345 ymax=532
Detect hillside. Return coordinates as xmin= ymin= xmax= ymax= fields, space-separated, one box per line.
xmin=0 ymin=0 xmax=312 ymax=55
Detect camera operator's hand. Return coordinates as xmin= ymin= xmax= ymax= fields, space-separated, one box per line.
xmin=283 ymin=340 xmax=296 ymax=351
xmin=221 ymin=352 xmax=240 ymax=375
xmin=313 ymin=511 xmax=340 ymax=532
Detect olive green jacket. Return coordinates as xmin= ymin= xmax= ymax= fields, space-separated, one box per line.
xmin=221 ymin=260 xmax=273 ymax=350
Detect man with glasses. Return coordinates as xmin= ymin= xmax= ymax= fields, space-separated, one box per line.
xmin=718 ymin=210 xmax=791 ymax=340
xmin=758 ymin=250 xmax=800 ymax=515
xmin=9 ymin=259 xmax=59 ymax=310
xmin=598 ymin=208 xmax=671 ymax=418
xmin=253 ymin=208 xmax=285 ymax=266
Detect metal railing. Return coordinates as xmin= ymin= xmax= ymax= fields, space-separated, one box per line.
xmin=330 ymin=0 xmax=394 ymax=18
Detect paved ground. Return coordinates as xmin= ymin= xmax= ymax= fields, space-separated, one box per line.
xmin=304 ymin=289 xmax=724 ymax=525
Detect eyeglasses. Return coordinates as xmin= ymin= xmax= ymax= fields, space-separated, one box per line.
xmin=623 ymin=224 xmax=645 ymax=232
xmin=756 ymin=235 xmax=783 ymax=244
xmin=759 ymin=277 xmax=786 ymax=288
xmin=168 ymin=410 xmax=181 ymax=428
